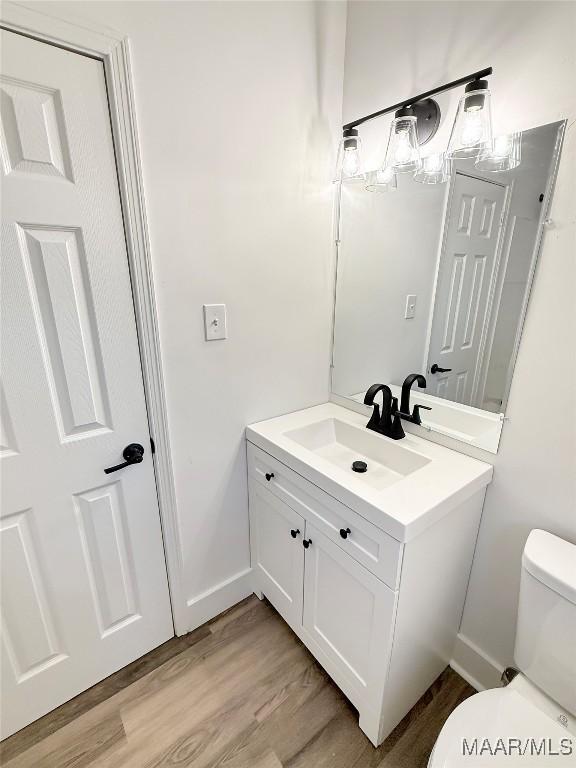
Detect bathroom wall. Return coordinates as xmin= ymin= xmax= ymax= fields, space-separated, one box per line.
xmin=343 ymin=0 xmax=576 ymax=687
xmin=19 ymin=0 xmax=347 ymax=631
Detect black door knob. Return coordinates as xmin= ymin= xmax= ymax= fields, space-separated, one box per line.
xmin=265 ymin=472 xmax=275 ymax=481
xmin=290 ymin=529 xmax=300 ymax=538
xmin=340 ymin=527 xmax=351 ymax=539
xmin=104 ymin=443 xmax=145 ymax=474
xmin=303 ymin=539 xmax=312 ymax=549
xmin=431 ymin=363 xmax=452 ymax=374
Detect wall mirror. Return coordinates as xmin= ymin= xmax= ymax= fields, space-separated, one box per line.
xmin=331 ymin=120 xmax=565 ymax=453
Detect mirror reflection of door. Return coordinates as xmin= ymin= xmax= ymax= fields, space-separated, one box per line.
xmin=426 ymin=173 xmax=507 ymax=407
xmin=331 ymin=120 xmax=565 ymax=450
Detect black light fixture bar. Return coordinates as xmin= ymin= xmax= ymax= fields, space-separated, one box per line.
xmin=342 ymin=67 xmax=493 ymax=131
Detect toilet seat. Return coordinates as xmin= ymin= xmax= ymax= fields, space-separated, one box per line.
xmin=429 ymin=687 xmax=575 ymax=767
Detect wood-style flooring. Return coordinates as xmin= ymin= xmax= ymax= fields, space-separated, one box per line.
xmin=1 ymin=595 xmax=475 ymax=768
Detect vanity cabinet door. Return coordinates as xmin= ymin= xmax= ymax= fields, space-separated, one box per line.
xmin=250 ymin=481 xmax=305 ymax=629
xmin=302 ymin=523 xmax=397 ymax=707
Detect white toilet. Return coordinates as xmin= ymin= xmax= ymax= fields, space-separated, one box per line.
xmin=429 ymin=529 xmax=576 ymax=766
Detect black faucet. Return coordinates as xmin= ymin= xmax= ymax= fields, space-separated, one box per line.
xmin=398 ymin=373 xmax=432 ymax=425
xmin=363 ymin=384 xmax=405 ymax=440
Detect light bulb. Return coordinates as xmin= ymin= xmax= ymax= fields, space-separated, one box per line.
xmin=384 ymin=111 xmax=421 ymax=173
xmin=447 ymin=79 xmax=493 ymax=158
xmin=342 ymin=147 xmax=361 ymax=177
xmin=393 ymin=130 xmax=413 ymax=165
xmin=334 ymin=128 xmax=364 ymax=181
xmin=461 ymin=110 xmax=484 ymax=147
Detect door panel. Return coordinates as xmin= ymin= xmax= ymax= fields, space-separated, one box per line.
xmin=427 ymin=173 xmax=506 ymax=405
xmin=0 ymin=30 xmax=172 ymax=738
xmin=302 ymin=523 xmax=396 ymax=706
xmin=250 ymin=481 xmax=304 ymax=628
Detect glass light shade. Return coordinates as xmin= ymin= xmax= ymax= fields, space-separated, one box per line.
xmin=475 ymin=132 xmax=522 ymax=172
xmin=365 ymin=166 xmax=397 ymax=192
xmin=414 ymin=152 xmax=451 ymax=184
xmin=448 ymin=85 xmax=493 ymax=158
xmin=385 ymin=115 xmax=421 ymax=173
xmin=334 ymin=131 xmax=365 ymax=181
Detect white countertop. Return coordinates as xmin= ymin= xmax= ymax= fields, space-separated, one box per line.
xmin=247 ymin=402 xmax=493 ymax=542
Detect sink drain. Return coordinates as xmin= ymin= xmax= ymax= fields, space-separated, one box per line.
xmin=352 ymin=460 xmax=368 ymax=473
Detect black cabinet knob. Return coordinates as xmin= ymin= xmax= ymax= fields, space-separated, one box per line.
xmin=290 ymin=529 xmax=300 ymax=538
xmin=265 ymin=472 xmax=274 ymax=481
xmin=340 ymin=527 xmax=351 ymax=539
xmin=303 ymin=539 xmax=312 ymax=549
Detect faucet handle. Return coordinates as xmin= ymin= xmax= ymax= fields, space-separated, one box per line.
xmin=412 ymin=404 xmax=432 ymax=426
xmin=397 ymin=404 xmax=432 ymax=426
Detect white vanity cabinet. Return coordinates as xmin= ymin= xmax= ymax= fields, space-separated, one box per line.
xmin=246 ymin=423 xmax=491 ymax=747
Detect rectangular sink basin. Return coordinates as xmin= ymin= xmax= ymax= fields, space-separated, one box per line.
xmin=284 ymin=418 xmax=430 ymax=491
xmin=247 ymin=403 xmax=494 ymax=541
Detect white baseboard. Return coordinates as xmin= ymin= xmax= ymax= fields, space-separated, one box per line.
xmin=182 ymin=567 xmax=253 ymax=634
xmin=451 ymin=633 xmax=505 ymax=691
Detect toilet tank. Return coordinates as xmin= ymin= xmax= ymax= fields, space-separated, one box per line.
xmin=514 ymin=529 xmax=576 ymax=716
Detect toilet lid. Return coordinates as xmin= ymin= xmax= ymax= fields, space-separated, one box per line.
xmin=429 ymin=688 xmax=575 ymax=767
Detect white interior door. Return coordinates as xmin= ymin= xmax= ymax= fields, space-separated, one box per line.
xmin=0 ymin=30 xmax=173 ymax=738
xmin=426 ymin=173 xmax=506 ymax=405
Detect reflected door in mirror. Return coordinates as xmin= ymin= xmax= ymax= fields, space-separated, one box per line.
xmin=426 ymin=173 xmax=506 ymax=406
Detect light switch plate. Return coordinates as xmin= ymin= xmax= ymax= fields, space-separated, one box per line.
xmin=203 ymin=304 xmax=227 ymax=340
xmin=405 ymin=294 xmax=417 ymax=319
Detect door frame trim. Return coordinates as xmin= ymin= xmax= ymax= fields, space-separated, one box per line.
xmin=0 ymin=2 xmax=187 ymax=634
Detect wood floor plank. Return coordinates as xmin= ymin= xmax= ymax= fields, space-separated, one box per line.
xmin=255 ymin=675 xmax=349 ymax=764
xmin=2 ymin=596 xmax=475 ymax=768
xmin=144 ymin=698 xmax=257 ymax=768
xmin=285 ymin=709 xmax=371 ymax=768
xmin=207 ymin=594 xmax=267 ymax=635
xmin=91 ymin=608 xmax=308 ymax=767
xmin=217 ymin=747 xmax=283 ymax=768
xmin=3 ymin=707 xmax=125 ymax=768
xmin=118 ymin=607 xmax=299 ymax=736
xmin=253 ymin=661 xmax=326 ymax=723
xmin=0 ymin=634 xmax=205 ymax=765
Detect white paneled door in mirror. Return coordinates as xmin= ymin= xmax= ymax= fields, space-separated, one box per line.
xmin=426 ymin=173 xmax=506 ymax=406
xmin=0 ymin=30 xmax=173 ymax=738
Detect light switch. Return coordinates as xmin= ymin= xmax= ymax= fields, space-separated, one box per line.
xmin=203 ymin=304 xmax=227 ymax=340
xmin=405 ymin=295 xmax=417 ymax=320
